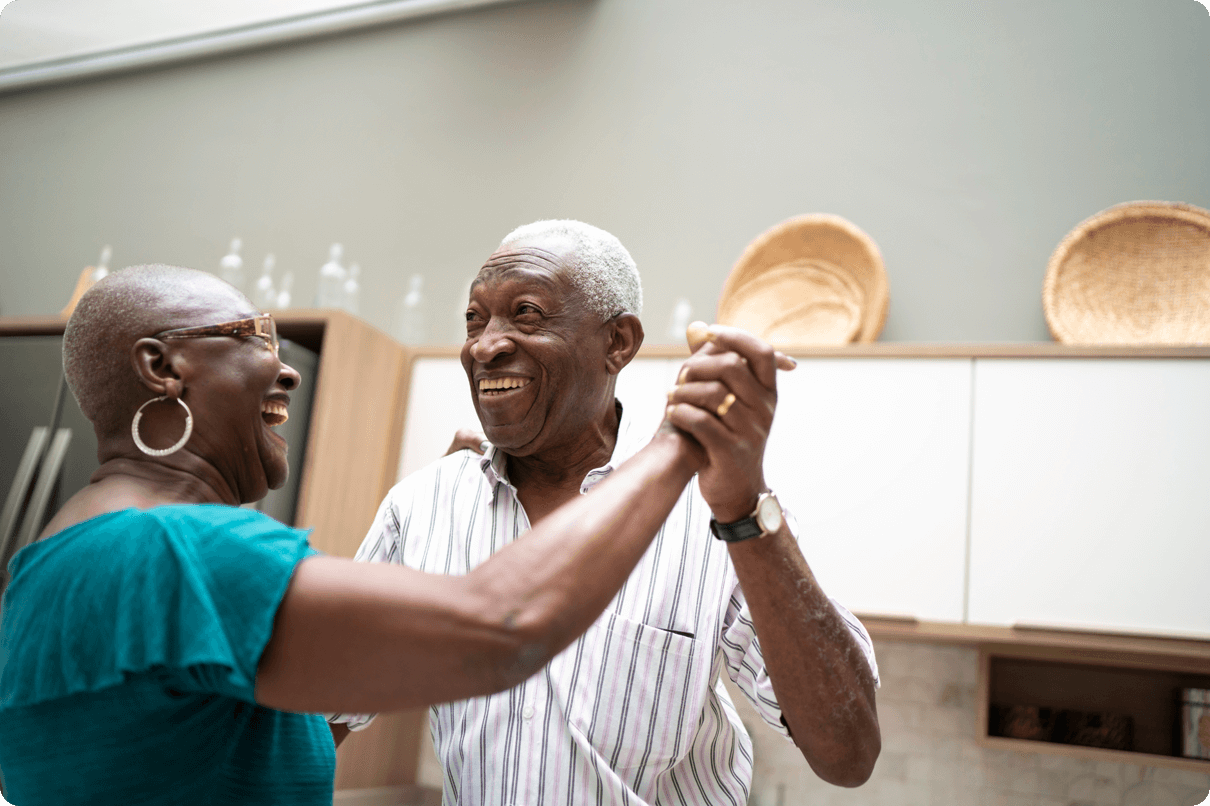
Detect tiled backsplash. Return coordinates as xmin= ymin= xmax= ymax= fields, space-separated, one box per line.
xmin=733 ymin=640 xmax=1210 ymax=806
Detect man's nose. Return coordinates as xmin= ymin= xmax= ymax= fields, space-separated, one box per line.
xmin=469 ymin=317 xmax=516 ymax=363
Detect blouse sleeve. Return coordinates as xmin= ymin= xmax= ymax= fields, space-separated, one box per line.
xmin=0 ymin=505 xmax=316 ymax=710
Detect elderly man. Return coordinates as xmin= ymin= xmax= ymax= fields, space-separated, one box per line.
xmin=330 ymin=221 xmax=880 ymax=803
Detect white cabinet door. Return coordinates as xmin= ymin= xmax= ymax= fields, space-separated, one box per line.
xmin=397 ymin=358 xmax=480 ymax=480
xmin=968 ymin=359 xmax=1210 ymax=638
xmin=764 ymin=359 xmax=973 ymax=623
xmin=615 ymin=357 xmax=684 ymax=440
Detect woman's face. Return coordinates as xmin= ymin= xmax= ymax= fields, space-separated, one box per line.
xmin=161 ymin=285 xmax=302 ymax=503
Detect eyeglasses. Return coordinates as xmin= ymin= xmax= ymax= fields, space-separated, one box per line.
xmin=154 ymin=314 xmax=279 ymax=356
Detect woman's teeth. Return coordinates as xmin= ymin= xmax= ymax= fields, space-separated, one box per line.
xmin=262 ymin=400 xmax=289 ymax=426
xmin=478 ymin=377 xmax=530 ymax=395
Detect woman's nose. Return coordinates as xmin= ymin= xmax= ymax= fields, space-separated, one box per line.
xmin=278 ymin=361 xmax=301 ymax=391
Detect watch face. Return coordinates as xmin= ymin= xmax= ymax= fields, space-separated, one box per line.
xmin=756 ymin=495 xmax=782 ymax=533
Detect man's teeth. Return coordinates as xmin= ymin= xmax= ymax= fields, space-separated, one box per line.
xmin=478 ymin=377 xmax=531 ymax=393
xmin=262 ymin=400 xmax=289 ymax=426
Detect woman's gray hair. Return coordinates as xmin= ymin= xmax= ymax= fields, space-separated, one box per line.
xmin=500 ymin=220 xmax=643 ymax=320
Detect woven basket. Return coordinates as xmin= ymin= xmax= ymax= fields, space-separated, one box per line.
xmin=718 ymin=214 xmax=888 ymax=346
xmin=1043 ymin=201 xmax=1210 ymax=345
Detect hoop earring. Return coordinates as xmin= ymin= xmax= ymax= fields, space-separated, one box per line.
xmin=131 ymin=396 xmax=193 ymax=457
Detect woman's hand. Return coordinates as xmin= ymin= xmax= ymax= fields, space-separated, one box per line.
xmin=445 ymin=427 xmax=490 ymax=456
xmin=665 ymin=322 xmax=795 ymax=523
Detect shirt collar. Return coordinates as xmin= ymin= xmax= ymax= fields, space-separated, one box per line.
xmin=478 ymin=399 xmax=644 ymax=496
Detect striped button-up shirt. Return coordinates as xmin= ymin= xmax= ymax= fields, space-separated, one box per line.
xmin=331 ymin=401 xmax=878 ymax=806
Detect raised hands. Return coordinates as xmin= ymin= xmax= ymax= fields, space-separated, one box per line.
xmin=664 ymin=322 xmax=796 ymax=523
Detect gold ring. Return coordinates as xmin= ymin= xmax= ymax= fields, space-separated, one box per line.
xmin=716 ymin=393 xmax=736 ymax=417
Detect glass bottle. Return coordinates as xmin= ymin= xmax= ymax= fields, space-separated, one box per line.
xmin=666 ymin=297 xmax=693 ymax=342
xmin=314 ymin=243 xmax=346 ymax=308
xmin=253 ymin=254 xmax=276 ymax=310
xmin=90 ymin=245 xmax=112 ymax=283
xmin=276 ymin=271 xmax=294 ymax=309
xmin=343 ymin=263 xmax=361 ymax=315
xmin=220 ymin=238 xmax=244 ymax=292
xmin=393 ymin=274 xmax=428 ymax=344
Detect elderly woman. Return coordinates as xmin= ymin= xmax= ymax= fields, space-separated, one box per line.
xmin=0 ymin=264 xmax=770 ymax=805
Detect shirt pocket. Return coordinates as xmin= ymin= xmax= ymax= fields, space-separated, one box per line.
xmin=556 ymin=611 xmax=711 ymax=775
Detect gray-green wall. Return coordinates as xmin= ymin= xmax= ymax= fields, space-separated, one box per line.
xmin=1 ymin=0 xmax=1207 ymax=343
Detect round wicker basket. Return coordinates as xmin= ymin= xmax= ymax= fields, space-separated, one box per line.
xmin=718 ymin=214 xmax=888 ymax=346
xmin=1043 ymin=201 xmax=1210 ymax=345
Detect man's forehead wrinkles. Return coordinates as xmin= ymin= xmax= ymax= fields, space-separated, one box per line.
xmin=473 ymin=262 xmax=566 ymax=294
xmin=481 ymin=246 xmax=566 ymax=271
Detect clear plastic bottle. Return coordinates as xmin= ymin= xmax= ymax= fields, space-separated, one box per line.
xmin=253 ymin=254 xmax=276 ymax=310
xmin=220 ymin=238 xmax=244 ymax=291
xmin=276 ymin=271 xmax=294 ymax=309
xmin=314 ymin=243 xmax=346 ymax=308
xmin=393 ymin=274 xmax=428 ymax=344
xmin=343 ymin=263 xmax=361 ymax=315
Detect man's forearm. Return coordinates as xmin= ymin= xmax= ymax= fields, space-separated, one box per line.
xmin=728 ymin=525 xmax=881 ymax=787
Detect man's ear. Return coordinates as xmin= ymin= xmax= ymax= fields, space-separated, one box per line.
xmin=604 ymin=314 xmax=644 ymax=376
xmin=131 ymin=338 xmax=185 ymax=399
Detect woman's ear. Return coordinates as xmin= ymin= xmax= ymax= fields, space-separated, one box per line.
xmin=131 ymin=338 xmax=185 ymax=399
xmin=604 ymin=314 xmax=644 ymax=376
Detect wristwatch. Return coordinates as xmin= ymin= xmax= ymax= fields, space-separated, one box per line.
xmin=709 ymin=491 xmax=783 ymax=543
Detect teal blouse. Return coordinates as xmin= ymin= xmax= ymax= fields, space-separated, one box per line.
xmin=0 ymin=505 xmax=334 ymax=805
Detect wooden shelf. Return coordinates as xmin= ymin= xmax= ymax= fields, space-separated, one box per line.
xmin=979 ymin=651 xmax=1210 ymax=774
xmin=397 ymin=342 xmax=1210 ymax=361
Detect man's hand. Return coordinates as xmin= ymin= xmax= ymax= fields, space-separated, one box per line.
xmin=665 ymin=323 xmax=795 ymax=522
xmin=666 ymin=322 xmax=880 ymax=787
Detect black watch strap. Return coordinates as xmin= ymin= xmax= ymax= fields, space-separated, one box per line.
xmin=709 ymin=516 xmax=764 ymax=543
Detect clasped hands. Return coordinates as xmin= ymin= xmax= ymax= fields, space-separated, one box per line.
xmin=663 ymin=322 xmax=796 ymax=524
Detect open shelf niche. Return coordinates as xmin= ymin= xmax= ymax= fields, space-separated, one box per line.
xmin=862 ymin=617 xmax=1210 ymax=774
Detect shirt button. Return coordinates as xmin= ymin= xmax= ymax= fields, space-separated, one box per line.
xmin=522 ymin=705 xmax=535 ymax=720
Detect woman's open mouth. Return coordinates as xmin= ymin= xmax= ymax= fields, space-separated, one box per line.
xmin=262 ymin=400 xmax=289 ymax=427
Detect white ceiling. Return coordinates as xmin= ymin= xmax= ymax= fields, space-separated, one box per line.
xmin=0 ymin=1 xmax=372 ymax=70
xmin=0 ymin=0 xmax=519 ymax=90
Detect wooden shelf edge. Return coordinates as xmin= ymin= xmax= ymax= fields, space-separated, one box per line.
xmin=4 ymin=315 xmax=1207 ymax=360
xmin=333 ymin=784 xmax=442 ymax=805
xmin=859 ymin=617 xmax=1210 ymax=669
xmin=376 ymin=342 xmax=1210 ymax=360
xmin=975 ymin=734 xmax=1210 ymax=774
xmin=0 ymin=314 xmax=69 ymax=336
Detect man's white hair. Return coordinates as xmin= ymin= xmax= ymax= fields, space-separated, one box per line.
xmin=500 ymin=220 xmax=643 ymax=320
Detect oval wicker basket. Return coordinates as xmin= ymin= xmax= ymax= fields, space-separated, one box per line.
xmin=1043 ymin=201 xmax=1210 ymax=345
xmin=718 ymin=214 xmax=888 ymax=346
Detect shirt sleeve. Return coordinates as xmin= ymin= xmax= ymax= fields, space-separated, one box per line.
xmin=325 ymin=490 xmax=405 ymax=731
xmin=719 ymin=509 xmax=880 ymax=739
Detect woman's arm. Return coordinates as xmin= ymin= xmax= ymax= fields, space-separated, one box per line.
xmin=254 ymin=429 xmax=701 ymax=714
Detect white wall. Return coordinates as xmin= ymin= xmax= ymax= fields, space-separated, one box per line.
xmin=1 ymin=0 xmax=1207 ymax=343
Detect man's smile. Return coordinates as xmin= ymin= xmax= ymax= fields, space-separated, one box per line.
xmin=477 ymin=376 xmax=532 ymax=396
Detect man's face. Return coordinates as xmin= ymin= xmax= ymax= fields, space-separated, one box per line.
xmin=460 ymin=236 xmax=614 ymax=457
